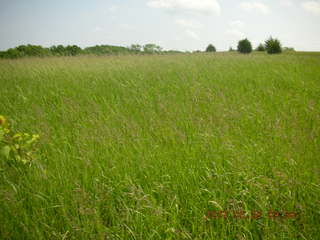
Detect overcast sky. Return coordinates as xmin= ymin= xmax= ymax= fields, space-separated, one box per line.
xmin=0 ymin=0 xmax=319 ymax=51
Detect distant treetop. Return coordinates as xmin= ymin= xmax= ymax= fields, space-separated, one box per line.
xmin=237 ymin=38 xmax=253 ymax=54
xmin=256 ymin=43 xmax=265 ymax=51
xmin=206 ymin=44 xmax=216 ymax=52
xmin=265 ymin=37 xmax=282 ymax=54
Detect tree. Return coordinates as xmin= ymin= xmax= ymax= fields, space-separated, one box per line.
xmin=256 ymin=43 xmax=265 ymax=51
xmin=50 ymin=45 xmax=66 ymax=56
xmin=237 ymin=38 xmax=252 ymax=54
xmin=49 ymin=45 xmax=82 ymax=56
xmin=229 ymin=46 xmax=235 ymax=52
xmin=0 ymin=45 xmax=50 ymax=58
xmin=130 ymin=44 xmax=142 ymax=52
xmin=2 ymin=48 xmax=22 ymax=58
xmin=143 ymin=44 xmax=162 ymax=53
xmin=65 ymin=45 xmax=82 ymax=56
xmin=84 ymin=45 xmax=131 ymax=55
xmin=206 ymin=44 xmax=216 ymax=52
xmin=265 ymin=37 xmax=282 ymax=54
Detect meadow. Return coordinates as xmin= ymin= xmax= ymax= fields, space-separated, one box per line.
xmin=0 ymin=52 xmax=319 ymax=239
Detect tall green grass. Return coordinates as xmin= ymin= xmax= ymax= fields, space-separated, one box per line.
xmin=0 ymin=52 xmax=319 ymax=239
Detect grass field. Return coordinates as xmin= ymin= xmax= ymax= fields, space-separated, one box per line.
xmin=0 ymin=52 xmax=320 ymax=239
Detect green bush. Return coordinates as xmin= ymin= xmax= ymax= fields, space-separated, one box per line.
xmin=237 ymin=38 xmax=252 ymax=54
xmin=265 ymin=37 xmax=282 ymax=54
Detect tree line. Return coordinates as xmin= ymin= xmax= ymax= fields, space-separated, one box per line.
xmin=0 ymin=37 xmax=295 ymax=59
xmin=0 ymin=43 xmax=184 ymax=59
xmin=206 ymin=37 xmax=295 ymax=54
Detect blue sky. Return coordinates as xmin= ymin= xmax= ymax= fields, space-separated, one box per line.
xmin=0 ymin=0 xmax=319 ymax=51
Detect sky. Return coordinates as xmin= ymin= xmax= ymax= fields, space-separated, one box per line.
xmin=0 ymin=0 xmax=319 ymax=51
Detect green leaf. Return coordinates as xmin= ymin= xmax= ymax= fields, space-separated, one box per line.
xmin=1 ymin=145 xmax=11 ymax=159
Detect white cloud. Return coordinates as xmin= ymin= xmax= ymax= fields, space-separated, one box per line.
xmin=185 ymin=29 xmax=200 ymax=40
xmin=119 ymin=24 xmax=136 ymax=31
xmin=280 ymin=0 xmax=293 ymax=7
xmin=226 ymin=29 xmax=245 ymax=39
xmin=108 ymin=6 xmax=118 ymax=12
xmin=175 ymin=19 xmax=203 ymax=28
xmin=302 ymin=1 xmax=320 ymax=15
xmin=93 ymin=26 xmax=102 ymax=32
xmin=147 ymin=0 xmax=221 ymax=15
xmin=229 ymin=20 xmax=244 ymax=28
xmin=227 ymin=20 xmax=245 ymax=40
xmin=240 ymin=2 xmax=270 ymax=14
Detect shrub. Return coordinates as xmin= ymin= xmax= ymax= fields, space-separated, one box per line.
xmin=256 ymin=43 xmax=265 ymax=51
xmin=237 ymin=38 xmax=252 ymax=54
xmin=265 ymin=37 xmax=282 ymax=54
xmin=206 ymin=44 xmax=216 ymax=52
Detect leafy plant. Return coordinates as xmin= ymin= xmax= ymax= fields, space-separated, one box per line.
xmin=265 ymin=37 xmax=282 ymax=54
xmin=237 ymin=38 xmax=253 ymax=54
xmin=0 ymin=115 xmax=39 ymax=166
